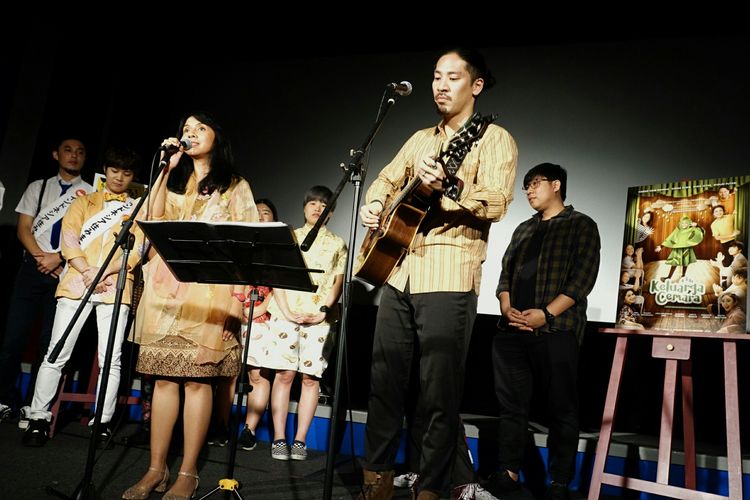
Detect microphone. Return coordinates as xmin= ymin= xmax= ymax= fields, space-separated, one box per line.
xmin=160 ymin=138 xmax=192 ymax=154
xmin=158 ymin=138 xmax=191 ymax=168
xmin=387 ymin=81 xmax=413 ymax=96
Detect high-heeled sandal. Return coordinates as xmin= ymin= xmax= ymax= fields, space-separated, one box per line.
xmin=121 ymin=466 xmax=170 ymax=499
xmin=163 ymin=471 xmax=199 ymax=500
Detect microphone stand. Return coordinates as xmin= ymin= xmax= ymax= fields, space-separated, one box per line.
xmin=299 ymin=87 xmax=404 ymax=500
xmin=46 ymin=165 xmax=160 ymax=500
xmin=199 ymin=288 xmax=258 ymax=500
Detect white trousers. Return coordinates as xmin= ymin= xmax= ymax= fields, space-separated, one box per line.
xmin=30 ymin=297 xmax=129 ymax=423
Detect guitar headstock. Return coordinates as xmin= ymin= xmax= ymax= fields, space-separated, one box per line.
xmin=445 ymin=112 xmax=497 ymax=158
xmin=441 ymin=112 xmax=498 ymax=200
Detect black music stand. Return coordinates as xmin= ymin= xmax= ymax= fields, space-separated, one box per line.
xmin=138 ymin=220 xmax=320 ymax=499
xmin=138 ymin=220 xmax=320 ymax=292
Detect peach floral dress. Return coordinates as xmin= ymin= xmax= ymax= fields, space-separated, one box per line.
xmin=135 ymin=174 xmax=257 ymax=377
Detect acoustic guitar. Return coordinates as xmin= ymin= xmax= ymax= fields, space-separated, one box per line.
xmin=355 ymin=112 xmax=496 ymax=286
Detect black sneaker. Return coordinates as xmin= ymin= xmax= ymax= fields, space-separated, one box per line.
xmin=22 ymin=419 xmax=50 ymax=447
xmin=483 ymin=470 xmax=521 ymax=497
xmin=238 ymin=425 xmax=257 ymax=451
xmin=545 ymin=481 xmax=570 ymax=500
xmin=96 ymin=426 xmax=114 ymax=449
xmin=207 ymin=425 xmax=229 ymax=447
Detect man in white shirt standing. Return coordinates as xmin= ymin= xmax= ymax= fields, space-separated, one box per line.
xmin=0 ymin=137 xmax=92 ymax=421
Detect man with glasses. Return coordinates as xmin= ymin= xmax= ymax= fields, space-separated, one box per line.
xmin=486 ymin=163 xmax=600 ymax=500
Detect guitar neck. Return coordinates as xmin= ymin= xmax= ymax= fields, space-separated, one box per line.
xmin=383 ymin=152 xmax=459 ymax=219
xmin=438 ymin=152 xmax=459 ymax=183
xmin=382 ymin=113 xmax=496 ymax=218
xmin=385 ymin=175 xmax=423 ymax=218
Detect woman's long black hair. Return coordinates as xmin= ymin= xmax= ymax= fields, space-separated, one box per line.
xmin=166 ymin=111 xmax=236 ymax=195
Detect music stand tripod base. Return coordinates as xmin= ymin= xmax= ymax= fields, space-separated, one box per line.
xmin=198 ymin=479 xmax=242 ymax=500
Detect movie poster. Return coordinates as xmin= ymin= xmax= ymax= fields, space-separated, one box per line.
xmin=617 ymin=176 xmax=749 ymax=333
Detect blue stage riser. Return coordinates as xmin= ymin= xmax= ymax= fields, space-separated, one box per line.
xmin=19 ymin=380 xmax=748 ymax=498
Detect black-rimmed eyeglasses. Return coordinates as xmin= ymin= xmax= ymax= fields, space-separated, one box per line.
xmin=522 ymin=178 xmax=550 ymax=192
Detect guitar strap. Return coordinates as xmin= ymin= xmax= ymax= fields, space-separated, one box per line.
xmin=442 ymin=113 xmax=494 ymax=200
xmin=444 ymin=157 xmax=461 ymax=178
xmin=442 ymin=149 xmax=467 ymax=201
xmin=446 ymin=113 xmax=492 ymax=178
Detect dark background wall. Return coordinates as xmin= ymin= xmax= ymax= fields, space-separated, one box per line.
xmin=2 ymin=31 xmax=748 ymax=317
xmin=1 ymin=29 xmax=748 ymax=444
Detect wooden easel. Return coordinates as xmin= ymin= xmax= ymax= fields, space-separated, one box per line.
xmin=588 ymin=328 xmax=747 ymax=499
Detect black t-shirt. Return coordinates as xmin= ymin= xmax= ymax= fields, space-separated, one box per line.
xmin=514 ymin=220 xmax=549 ymax=311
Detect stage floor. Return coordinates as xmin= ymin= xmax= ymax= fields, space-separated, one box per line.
xmin=5 ymin=413 xmax=744 ymax=499
xmin=0 ymin=419 xmax=396 ymax=499
xmin=0 ymin=416 xmax=596 ymax=499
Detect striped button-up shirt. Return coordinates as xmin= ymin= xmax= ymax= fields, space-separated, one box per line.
xmin=366 ymin=121 xmax=517 ymax=294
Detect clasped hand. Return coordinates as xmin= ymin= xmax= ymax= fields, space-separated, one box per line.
xmin=34 ymin=252 xmax=63 ymax=277
xmin=504 ymin=307 xmax=547 ymax=331
xmin=288 ymin=312 xmax=326 ymax=326
xmin=80 ymin=267 xmax=114 ymax=294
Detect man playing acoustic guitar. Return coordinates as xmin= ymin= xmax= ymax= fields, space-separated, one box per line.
xmin=357 ymin=48 xmax=518 ymax=500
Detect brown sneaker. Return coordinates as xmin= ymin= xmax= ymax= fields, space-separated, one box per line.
xmin=357 ymin=469 xmax=394 ymax=499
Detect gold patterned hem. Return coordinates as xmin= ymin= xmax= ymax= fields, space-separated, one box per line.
xmin=137 ymin=334 xmax=239 ymax=378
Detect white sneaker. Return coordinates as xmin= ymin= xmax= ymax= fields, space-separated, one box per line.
xmin=0 ymin=403 xmax=11 ymax=422
xmin=474 ymin=484 xmax=499 ymax=500
xmin=453 ymin=483 xmax=499 ymax=500
xmin=393 ymin=472 xmax=419 ymax=488
xmin=17 ymin=406 xmax=31 ymax=429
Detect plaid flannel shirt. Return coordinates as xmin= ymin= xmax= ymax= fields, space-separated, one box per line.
xmin=496 ymin=205 xmax=601 ymax=343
